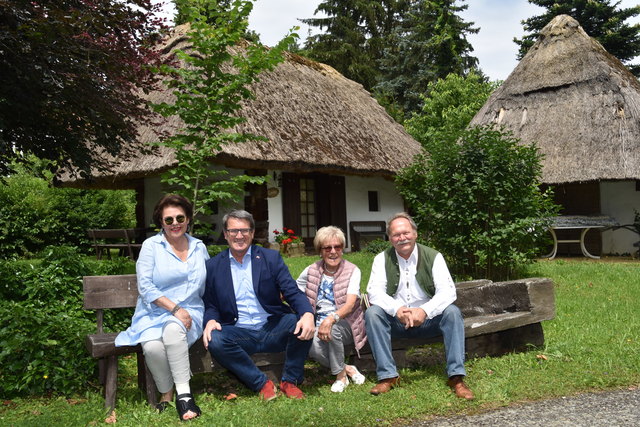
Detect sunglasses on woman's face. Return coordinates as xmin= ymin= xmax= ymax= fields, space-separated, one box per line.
xmin=163 ymin=215 xmax=186 ymax=226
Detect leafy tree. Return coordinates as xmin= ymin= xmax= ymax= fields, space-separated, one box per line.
xmin=376 ymin=0 xmax=479 ymax=116
xmin=154 ymin=0 xmax=296 ymax=234
xmin=405 ymin=72 xmax=499 ymax=150
xmin=515 ymin=0 xmax=640 ymax=76
xmin=397 ymin=126 xmax=558 ymax=280
xmin=0 ymin=0 xmax=166 ymax=177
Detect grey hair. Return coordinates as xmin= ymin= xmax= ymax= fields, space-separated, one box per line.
xmin=222 ymin=209 xmax=255 ymax=231
xmin=386 ymin=212 xmax=418 ymax=235
xmin=313 ymin=226 xmax=346 ymax=253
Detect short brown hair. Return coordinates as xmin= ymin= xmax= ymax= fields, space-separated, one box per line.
xmin=152 ymin=194 xmax=194 ymax=227
xmin=313 ymin=226 xmax=346 ymax=253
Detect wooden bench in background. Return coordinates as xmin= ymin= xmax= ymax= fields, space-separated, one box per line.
xmin=348 ymin=221 xmax=387 ymax=252
xmin=87 ymin=228 xmax=143 ymax=261
xmin=83 ymin=274 xmax=555 ymax=408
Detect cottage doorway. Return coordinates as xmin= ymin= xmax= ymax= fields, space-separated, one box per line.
xmin=282 ymin=173 xmax=347 ymax=248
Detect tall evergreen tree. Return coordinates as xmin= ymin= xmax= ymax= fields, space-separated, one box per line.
xmin=515 ymin=0 xmax=640 ymax=76
xmin=301 ymin=0 xmax=405 ymax=91
xmin=376 ymin=0 xmax=479 ymax=116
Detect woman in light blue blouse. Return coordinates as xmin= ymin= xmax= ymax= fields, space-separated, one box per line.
xmin=116 ymin=194 xmax=208 ymax=421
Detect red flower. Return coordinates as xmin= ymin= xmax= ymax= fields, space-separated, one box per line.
xmin=273 ymin=229 xmax=280 ymax=235
xmin=283 ymin=238 xmax=292 ymax=245
xmin=288 ymin=229 xmax=295 ymax=234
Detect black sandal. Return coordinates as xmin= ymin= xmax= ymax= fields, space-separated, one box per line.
xmin=155 ymin=400 xmax=170 ymax=413
xmin=176 ymin=393 xmax=201 ymax=421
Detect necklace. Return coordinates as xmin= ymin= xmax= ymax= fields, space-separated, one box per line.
xmin=324 ymin=266 xmax=338 ymax=274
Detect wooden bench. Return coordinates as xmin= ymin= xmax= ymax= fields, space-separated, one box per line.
xmin=83 ymin=274 xmax=555 ymax=407
xmin=87 ymin=228 xmax=143 ymax=261
xmin=349 ymin=221 xmax=387 ymax=251
xmin=83 ymin=274 xmax=156 ymax=409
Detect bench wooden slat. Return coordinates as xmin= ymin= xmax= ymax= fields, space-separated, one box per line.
xmin=83 ymin=274 xmax=138 ymax=310
xmin=85 ymin=333 xmax=141 ymax=358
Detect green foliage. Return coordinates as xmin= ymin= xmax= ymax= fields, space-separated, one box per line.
xmin=375 ymin=0 xmax=479 ymax=116
xmin=397 ymin=125 xmax=559 ymax=280
xmin=405 ymin=72 xmax=499 ymax=150
xmin=154 ymin=0 xmax=296 ymax=235
xmin=301 ymin=0 xmax=392 ymax=91
xmin=515 ymin=0 xmax=640 ymax=76
xmin=0 ymin=163 xmax=136 ymax=259
xmin=362 ymin=238 xmax=391 ymax=254
xmin=0 ymin=246 xmax=134 ymax=397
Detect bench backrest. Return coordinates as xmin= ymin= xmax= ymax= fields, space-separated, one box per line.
xmin=87 ymin=228 xmax=136 ymax=243
xmin=83 ymin=274 xmax=139 ymax=333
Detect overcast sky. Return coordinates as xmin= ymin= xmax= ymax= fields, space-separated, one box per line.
xmin=159 ymin=0 xmax=640 ymax=82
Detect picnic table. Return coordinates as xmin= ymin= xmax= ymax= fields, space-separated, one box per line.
xmin=545 ymin=215 xmax=619 ymax=259
xmin=87 ymin=228 xmax=145 ymax=261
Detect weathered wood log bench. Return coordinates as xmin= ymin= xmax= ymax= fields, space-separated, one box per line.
xmin=83 ymin=274 xmax=554 ymax=408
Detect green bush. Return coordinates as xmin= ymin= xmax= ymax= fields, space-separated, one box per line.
xmin=0 ymin=164 xmax=136 ymax=259
xmin=0 ymin=246 xmax=134 ymax=396
xmin=397 ymin=125 xmax=559 ymax=280
xmin=362 ymin=238 xmax=391 ymax=254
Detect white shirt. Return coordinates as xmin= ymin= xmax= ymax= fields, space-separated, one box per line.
xmin=366 ymin=244 xmax=456 ymax=319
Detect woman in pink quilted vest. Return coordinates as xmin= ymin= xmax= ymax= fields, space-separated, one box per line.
xmin=296 ymin=226 xmax=367 ymax=392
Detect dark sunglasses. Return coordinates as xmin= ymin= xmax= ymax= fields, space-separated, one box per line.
xmin=163 ymin=215 xmax=186 ymax=226
xmin=322 ymin=245 xmax=343 ymax=252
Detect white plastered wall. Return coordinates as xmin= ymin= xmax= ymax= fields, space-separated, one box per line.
xmin=600 ymin=180 xmax=640 ymax=255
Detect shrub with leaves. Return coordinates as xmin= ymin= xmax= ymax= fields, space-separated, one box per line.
xmin=0 ymin=162 xmax=135 ymax=259
xmin=397 ymin=125 xmax=559 ymax=280
xmin=362 ymin=238 xmax=391 ymax=254
xmin=0 ymin=246 xmax=134 ymax=396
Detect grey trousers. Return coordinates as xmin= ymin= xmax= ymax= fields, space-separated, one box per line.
xmin=309 ymin=319 xmax=354 ymax=375
xmin=141 ymin=321 xmax=191 ymax=393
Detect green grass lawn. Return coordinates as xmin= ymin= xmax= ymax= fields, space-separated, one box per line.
xmin=2 ymin=257 xmax=639 ymax=426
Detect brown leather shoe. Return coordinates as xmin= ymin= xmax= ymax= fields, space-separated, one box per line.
xmin=447 ymin=375 xmax=474 ymax=400
xmin=369 ymin=376 xmax=400 ymax=395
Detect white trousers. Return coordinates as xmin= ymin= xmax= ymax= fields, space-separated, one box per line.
xmin=141 ymin=321 xmax=191 ymax=393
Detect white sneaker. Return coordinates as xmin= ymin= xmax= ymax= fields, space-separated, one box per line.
xmin=347 ymin=365 xmax=366 ymax=385
xmin=330 ymin=377 xmax=349 ymax=393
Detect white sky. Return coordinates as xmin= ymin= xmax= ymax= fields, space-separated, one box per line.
xmin=157 ymin=0 xmax=640 ymax=82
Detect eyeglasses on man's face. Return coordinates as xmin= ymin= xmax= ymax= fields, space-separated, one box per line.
xmin=163 ymin=215 xmax=186 ymax=226
xmin=225 ymin=228 xmax=253 ymax=236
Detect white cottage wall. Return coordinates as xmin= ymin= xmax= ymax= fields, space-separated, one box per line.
xmin=600 ymin=181 xmax=640 ymax=255
xmin=344 ymin=175 xmax=405 ymax=250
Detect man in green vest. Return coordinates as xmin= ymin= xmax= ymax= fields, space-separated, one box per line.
xmin=365 ymin=213 xmax=473 ymax=400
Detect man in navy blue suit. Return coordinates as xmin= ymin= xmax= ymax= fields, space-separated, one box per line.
xmin=202 ymin=210 xmax=315 ymax=400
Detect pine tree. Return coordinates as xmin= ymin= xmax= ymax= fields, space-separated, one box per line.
xmin=515 ymin=0 xmax=640 ymax=76
xmin=301 ymin=0 xmax=405 ymax=91
xmin=376 ymin=0 xmax=479 ymax=116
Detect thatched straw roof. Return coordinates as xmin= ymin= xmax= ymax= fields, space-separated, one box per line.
xmin=59 ymin=24 xmax=420 ymax=189
xmin=470 ymin=15 xmax=640 ymax=185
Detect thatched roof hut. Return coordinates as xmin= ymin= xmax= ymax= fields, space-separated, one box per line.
xmin=470 ymin=15 xmax=640 ymax=185
xmin=59 ymin=24 xmax=420 ymax=189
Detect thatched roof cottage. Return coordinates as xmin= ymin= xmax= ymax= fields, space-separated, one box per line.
xmin=60 ymin=25 xmax=421 ymax=249
xmin=470 ymin=15 xmax=640 ymax=255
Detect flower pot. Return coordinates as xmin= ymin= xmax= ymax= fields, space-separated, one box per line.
xmin=284 ymin=242 xmax=305 ymax=257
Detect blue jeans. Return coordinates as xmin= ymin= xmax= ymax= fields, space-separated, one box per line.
xmin=207 ymin=313 xmax=312 ymax=391
xmin=365 ymin=304 xmax=466 ymax=381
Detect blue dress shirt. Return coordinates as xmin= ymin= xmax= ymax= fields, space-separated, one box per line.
xmin=115 ymin=232 xmax=209 ymax=347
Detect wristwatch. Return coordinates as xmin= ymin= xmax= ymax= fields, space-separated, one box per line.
xmin=331 ymin=312 xmax=340 ymax=322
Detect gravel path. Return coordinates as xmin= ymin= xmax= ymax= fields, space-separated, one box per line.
xmin=408 ymin=387 xmax=640 ymax=426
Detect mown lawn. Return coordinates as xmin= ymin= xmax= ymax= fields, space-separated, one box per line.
xmin=2 ymin=257 xmax=638 ymax=426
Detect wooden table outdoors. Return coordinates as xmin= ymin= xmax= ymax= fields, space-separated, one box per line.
xmin=545 ymin=215 xmax=619 ymax=259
